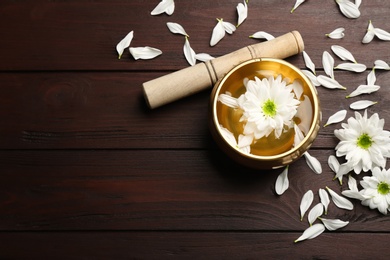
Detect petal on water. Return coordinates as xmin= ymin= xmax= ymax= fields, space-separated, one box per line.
xmin=317 ymin=75 xmax=346 ymax=90
xmin=294 ymin=224 xmax=325 ymax=243
xmin=275 ymin=166 xmax=289 ymax=195
xmin=218 ymin=93 xmax=239 ymax=108
xmin=336 ymin=0 xmax=360 ymax=19
xmin=300 ymin=190 xmax=314 ymax=221
xmin=346 ymin=84 xmax=380 ymax=98
xmin=326 ymin=27 xmax=345 ymax=39
xmin=308 ymin=203 xmax=324 ymax=226
xmin=166 ymin=22 xmax=188 ymax=36
xmin=249 ymin=31 xmax=275 ymax=41
xmin=324 ymin=109 xmax=347 ymax=127
xmin=322 ymin=51 xmax=335 ymax=79
xmin=326 ymin=186 xmax=354 ymax=210
xmin=293 ymin=124 xmax=305 ymax=147
xmin=129 ymin=46 xmax=162 ymax=60
xmin=319 ymin=188 xmax=330 ymax=215
xmin=236 ymin=1 xmax=248 ymax=27
xmin=195 ymin=53 xmax=215 ymax=62
xmin=303 ymin=51 xmax=316 ymax=75
xmin=319 ymin=218 xmax=349 ymax=231
xmin=291 ymin=0 xmax=305 ymax=13
xmin=350 ymin=100 xmax=377 ymax=110
xmin=183 ymin=37 xmax=196 ymax=66
xmin=374 ymin=60 xmax=390 ymax=70
xmin=331 ymin=45 xmax=356 ymax=63
xmin=210 ymin=19 xmax=226 ymax=46
xmin=304 ymin=152 xmax=322 ymax=174
xmin=116 ymin=31 xmax=134 ymax=59
xmin=335 ymin=63 xmax=367 ymax=73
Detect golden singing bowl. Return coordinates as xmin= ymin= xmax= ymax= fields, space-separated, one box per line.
xmin=209 ymin=58 xmax=321 ymax=170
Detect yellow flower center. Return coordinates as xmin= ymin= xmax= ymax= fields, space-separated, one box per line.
xmin=357 ymin=133 xmax=372 ymax=150
xmin=378 ymin=182 xmax=390 ymax=195
xmin=262 ymin=99 xmax=277 ymax=117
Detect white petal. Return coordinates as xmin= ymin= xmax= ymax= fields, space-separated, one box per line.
xmin=324 ymin=109 xmax=347 ymax=127
xmin=319 ymin=218 xmax=349 ymax=231
xmin=294 ymin=224 xmax=325 ymax=243
xmin=292 ymin=80 xmax=304 ymax=100
xmin=355 ymin=0 xmax=362 ymax=8
xmin=249 ymin=31 xmax=275 ymax=41
xmin=218 ymin=93 xmax=239 ymax=108
xmin=303 ymin=51 xmax=316 ymax=75
xmin=129 ymin=46 xmax=162 ymax=60
xmin=347 ymin=175 xmax=358 ymax=191
xmin=334 ymin=163 xmax=353 ymax=182
xmin=116 ymin=31 xmax=134 ymax=59
xmin=326 ymin=27 xmax=345 ymax=39
xmin=335 ymin=63 xmax=367 ymax=73
xmin=166 ymin=22 xmax=188 ymax=36
xmin=302 ymin=70 xmax=320 ymax=87
xmin=304 ymin=152 xmax=322 ymax=174
xmin=151 ymin=0 xmax=175 ymax=15
xmin=308 ymin=203 xmax=324 ymax=226
xmin=319 ymin=188 xmax=330 ymax=215
xmin=291 ymin=0 xmax=305 ymax=13
xmin=346 ymin=84 xmax=380 ymax=98
xmin=195 ymin=53 xmax=215 ymax=62
xmin=362 ymin=20 xmax=375 ymax=44
xmin=236 ymin=1 xmax=248 ymax=27
xmin=183 ymin=37 xmax=196 ymax=66
xmin=275 ymin=166 xmax=289 ymax=195
xmin=294 ymin=124 xmax=305 ymax=147
xmin=327 ymin=155 xmax=340 ymax=174
xmin=374 ymin=60 xmax=390 ymax=70
xmin=317 ymin=75 xmax=346 ymax=90
xmin=374 ymin=28 xmax=390 ymax=41
xmin=326 ymin=186 xmax=354 ymax=210
xmin=367 ymin=68 xmax=376 ymax=85
xmin=336 ymin=0 xmax=360 ymax=19
xmin=331 ymin=45 xmax=356 ymax=63
xmin=322 ymin=51 xmax=335 ymax=79
xmin=210 ymin=20 xmax=226 ymax=46
xmin=300 ymin=190 xmax=314 ymax=221
xmin=350 ymin=100 xmax=377 ymax=110
xmin=222 ymin=21 xmax=236 ymax=34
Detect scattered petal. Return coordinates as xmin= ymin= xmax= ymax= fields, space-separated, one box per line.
xmin=355 ymin=0 xmax=362 ymax=8
xmin=326 ymin=27 xmax=345 ymax=39
xmin=116 ymin=31 xmax=134 ymax=59
xmin=367 ymin=68 xmax=376 ymax=85
xmin=346 ymin=84 xmax=380 ymax=98
xmin=275 ymin=166 xmax=289 ymax=195
xmin=350 ymin=100 xmax=377 ymax=110
xmin=302 ymin=70 xmax=320 ymax=87
xmin=304 ymin=152 xmax=322 ymax=174
xmin=303 ymin=51 xmax=316 ymax=75
xmin=294 ymin=223 xmax=325 ymax=243
xmin=362 ymin=20 xmax=375 ymax=44
xmin=335 ymin=63 xmax=367 ymax=73
xmin=347 ymin=175 xmax=359 ymax=191
xmin=166 ymin=22 xmax=188 ymax=36
xmin=328 ymin=155 xmax=342 ymax=185
xmin=331 ymin=45 xmax=357 ymax=63
xmin=129 ymin=46 xmax=162 ymax=60
xmin=291 ymin=0 xmax=305 ymax=13
xmin=319 ymin=218 xmax=349 ymax=231
xmin=308 ymin=203 xmax=324 ymax=226
xmin=322 ymin=51 xmax=335 ymax=79
xmin=319 ymin=188 xmax=330 ymax=215
xmin=326 ymin=186 xmax=354 ymax=210
xmin=374 ymin=60 xmax=390 ymax=70
xmin=334 ymin=162 xmax=353 ymax=183
xmin=210 ymin=19 xmax=225 ymax=46
xmin=236 ymin=1 xmax=248 ymax=27
xmin=335 ymin=0 xmax=360 ymax=19
xmin=195 ymin=53 xmax=215 ymax=62
xmin=300 ymin=190 xmax=314 ymax=221
xmin=222 ymin=20 xmax=236 ymax=34
xmin=151 ymin=0 xmax=175 ymax=15
xmin=341 ymin=175 xmax=367 ymax=200
xmin=183 ymin=37 xmax=196 ymax=66
xmin=317 ymin=75 xmax=346 ymax=90
xmin=374 ymin=28 xmax=390 ymax=41
xmin=249 ymin=31 xmax=275 ymax=41
xmin=324 ymin=109 xmax=347 ymax=127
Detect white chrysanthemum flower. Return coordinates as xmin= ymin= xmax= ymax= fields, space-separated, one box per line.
xmin=240 ymin=75 xmax=300 ymax=139
xmin=334 ymin=110 xmax=390 ymax=174
xmin=360 ymin=167 xmax=390 ymax=215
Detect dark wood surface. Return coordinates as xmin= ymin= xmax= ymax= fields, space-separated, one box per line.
xmin=1 ymin=1 xmax=390 ymax=259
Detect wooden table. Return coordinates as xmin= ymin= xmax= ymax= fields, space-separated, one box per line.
xmin=1 ymin=1 xmax=390 ymax=258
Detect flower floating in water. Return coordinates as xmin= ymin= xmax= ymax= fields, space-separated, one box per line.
xmin=334 ymin=110 xmax=390 ymax=175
